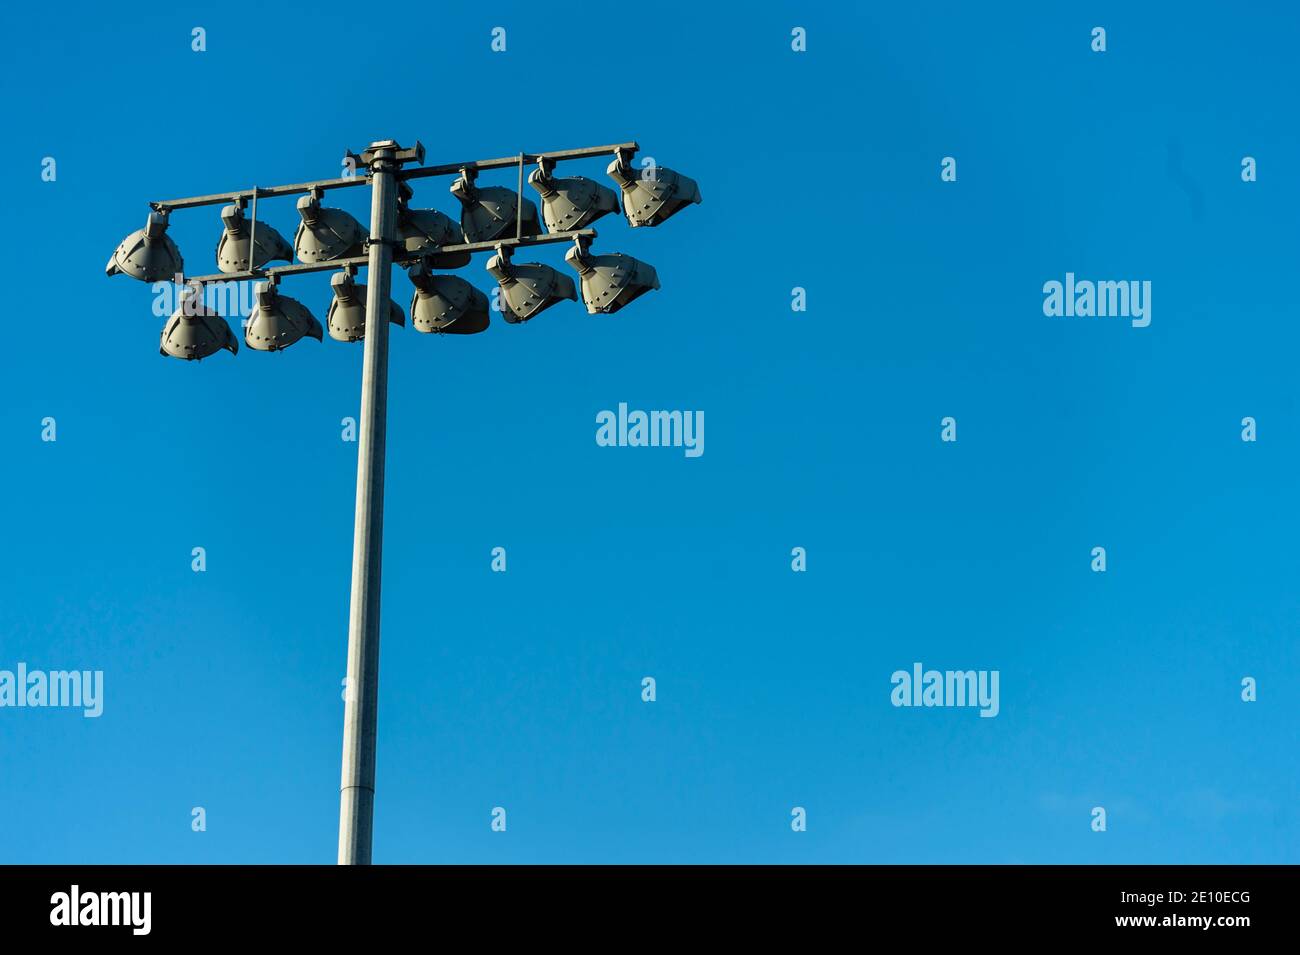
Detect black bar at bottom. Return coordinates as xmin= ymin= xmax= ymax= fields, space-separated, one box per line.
xmin=0 ymin=864 xmax=1291 ymax=941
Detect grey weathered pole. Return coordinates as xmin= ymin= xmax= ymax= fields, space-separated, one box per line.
xmin=338 ymin=141 xmax=399 ymax=865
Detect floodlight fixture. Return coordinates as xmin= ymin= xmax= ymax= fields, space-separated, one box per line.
xmin=326 ymin=269 xmax=405 ymax=343
xmin=106 ymin=210 xmax=183 ymax=282
xmin=607 ymin=147 xmax=701 ymax=227
xmin=216 ymin=201 xmax=294 ymax=273
xmin=395 ymin=181 xmax=470 ymax=268
xmin=565 ymin=234 xmax=660 ymax=314
xmin=484 ymin=243 xmax=576 ymax=324
xmin=450 ymin=166 xmax=541 ymax=244
xmin=159 ymin=285 xmax=238 ymax=360
xmin=407 ymin=260 xmax=490 ymax=334
xmin=528 ymin=156 xmax=619 ymax=233
xmin=294 ymin=188 xmax=366 ymax=263
xmin=245 ymin=279 xmax=323 ymax=351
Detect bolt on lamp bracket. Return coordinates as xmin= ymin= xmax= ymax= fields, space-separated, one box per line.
xmin=455 ymin=166 xmax=479 ymax=195
xmin=612 ymin=146 xmax=638 ymax=176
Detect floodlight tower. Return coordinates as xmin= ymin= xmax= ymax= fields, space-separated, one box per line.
xmin=107 ymin=137 xmax=701 ymax=865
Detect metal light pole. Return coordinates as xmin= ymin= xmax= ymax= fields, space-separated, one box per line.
xmin=110 ymin=136 xmax=696 ymax=866
xmin=338 ymin=141 xmax=398 ymax=865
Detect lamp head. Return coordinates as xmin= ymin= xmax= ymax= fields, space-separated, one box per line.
xmin=396 ymin=183 xmax=471 ymax=268
xmin=326 ymin=270 xmax=405 ymax=342
xmin=607 ymin=148 xmax=702 ymax=227
xmin=485 ymin=244 xmax=576 ymax=323
xmin=408 ymin=261 xmax=490 ymax=334
xmin=528 ymin=157 xmax=619 ymax=233
xmin=159 ymin=285 xmax=239 ymax=360
xmin=452 ymin=167 xmax=542 ymax=244
xmin=565 ymin=235 xmax=660 ymax=314
xmin=294 ymin=189 xmax=366 ymax=263
xmin=106 ymin=210 xmax=184 ymax=282
xmin=245 ymin=280 xmax=323 ymax=351
xmin=216 ymin=202 xmax=294 ymax=273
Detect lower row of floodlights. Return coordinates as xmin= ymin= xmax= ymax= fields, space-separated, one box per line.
xmin=155 ymin=231 xmax=663 ymax=359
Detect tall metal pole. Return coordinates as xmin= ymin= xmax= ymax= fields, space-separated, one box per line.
xmin=338 ymin=141 xmax=399 ymax=865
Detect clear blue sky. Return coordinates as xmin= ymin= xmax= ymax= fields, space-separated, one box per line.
xmin=1 ymin=1 xmax=1296 ymax=864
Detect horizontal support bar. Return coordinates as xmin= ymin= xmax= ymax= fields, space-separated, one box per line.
xmin=429 ymin=228 xmax=596 ymax=257
xmin=151 ymin=141 xmax=638 ymax=212
xmin=153 ymin=175 xmax=369 ymax=211
xmin=183 ymin=229 xmax=597 ymax=285
xmin=185 ymin=256 xmax=370 ymax=285
xmin=399 ymin=142 xmax=639 ymax=182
